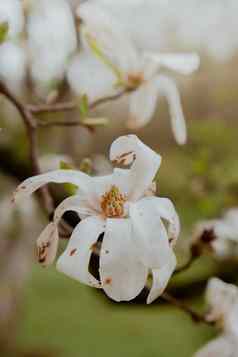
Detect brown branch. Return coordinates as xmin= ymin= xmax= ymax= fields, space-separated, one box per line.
xmin=0 ymin=84 xmax=128 ymax=216
xmin=161 ymin=292 xmax=213 ymax=326
xmin=173 ymin=253 xmax=199 ymax=275
xmin=0 ymin=82 xmax=54 ymax=215
xmin=28 ymin=90 xmax=127 ymax=116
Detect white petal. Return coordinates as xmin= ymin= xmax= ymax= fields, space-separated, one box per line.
xmin=206 ymin=278 xmax=238 ymax=323
xmin=146 ymin=53 xmax=200 ymax=75
xmin=0 ymin=0 xmax=24 ymax=38
xmin=155 ymin=75 xmax=187 ymax=145
xmin=28 ymin=0 xmax=77 ymax=96
xmin=194 ymin=335 xmax=234 ymax=357
xmin=127 ymin=81 xmax=159 ymax=129
xmin=78 ymin=2 xmax=139 ymax=73
xmin=147 ymin=250 xmax=176 ymax=304
xmin=53 ymin=195 xmax=97 ymax=223
xmin=129 ymin=199 xmax=172 ymax=269
xmin=13 ymin=170 xmax=92 ymax=203
xmin=67 ymin=51 xmax=117 ymax=102
xmin=0 ymin=42 xmax=27 ymax=96
xmin=57 ymin=216 xmax=105 ymax=288
xmin=138 ymin=197 xmax=180 ymax=246
xmin=110 ymin=135 xmax=161 ymax=201
xmin=99 ymin=219 xmax=148 ymax=302
xmin=36 ymin=222 xmax=59 ymax=267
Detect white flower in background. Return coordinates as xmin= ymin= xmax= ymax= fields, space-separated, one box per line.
xmin=27 ymin=0 xmax=77 ymax=99
xmin=0 ymin=0 xmax=27 ymax=95
xmin=68 ymin=2 xmax=200 ymax=145
xmin=194 ymin=278 xmax=238 ymax=357
xmin=0 ymin=0 xmax=24 ymax=39
xmin=192 ymin=209 xmax=238 ymax=260
xmin=13 ymin=135 xmax=180 ymax=303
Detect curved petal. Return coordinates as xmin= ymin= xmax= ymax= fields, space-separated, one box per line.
xmin=57 ymin=216 xmax=105 ymax=288
xmin=13 ymin=170 xmax=93 ymax=203
xmin=137 ymin=197 xmax=180 ymax=246
xmin=78 ymin=2 xmax=139 ymax=73
xmin=129 ymin=199 xmax=172 ymax=269
xmin=67 ymin=51 xmax=118 ymax=102
xmin=110 ymin=135 xmax=161 ymax=201
xmin=146 ymin=53 xmax=200 ymax=75
xmin=53 ymin=195 xmax=97 ymax=223
xmin=99 ymin=219 xmax=148 ymax=302
xmin=154 ymin=75 xmax=187 ymax=145
xmin=194 ymin=335 xmax=234 ymax=357
xmin=127 ymin=81 xmax=159 ymax=129
xmin=147 ymin=250 xmax=176 ymax=304
xmin=36 ymin=222 xmax=59 ymax=267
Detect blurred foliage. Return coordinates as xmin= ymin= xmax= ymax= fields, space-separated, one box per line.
xmin=158 ymin=119 xmax=238 ymax=224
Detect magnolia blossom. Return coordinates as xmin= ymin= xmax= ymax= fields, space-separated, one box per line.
xmin=192 ymin=209 xmax=238 ymax=260
xmin=194 ymin=278 xmax=238 ymax=357
xmin=13 ymin=135 xmax=180 ymax=303
xmin=68 ymin=2 xmax=200 ymax=144
xmin=27 ymin=0 xmax=77 ymax=98
xmin=0 ymin=0 xmax=27 ymax=95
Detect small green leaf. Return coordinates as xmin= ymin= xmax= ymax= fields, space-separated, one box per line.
xmin=79 ymin=158 xmax=93 ymax=175
xmin=0 ymin=22 xmax=9 ymax=44
xmin=60 ymin=161 xmax=78 ymax=195
xmin=79 ymin=94 xmax=89 ymax=117
xmin=82 ymin=117 xmax=109 ymax=127
xmin=60 ymin=161 xmax=74 ymax=170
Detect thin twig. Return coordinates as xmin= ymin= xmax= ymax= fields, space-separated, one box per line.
xmin=27 ymin=90 xmax=127 ymax=116
xmin=174 ymin=254 xmax=199 ymax=275
xmin=161 ymin=292 xmax=213 ymax=326
xmin=0 ymin=84 xmax=128 ymax=216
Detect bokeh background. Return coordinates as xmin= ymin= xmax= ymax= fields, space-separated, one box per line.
xmin=1 ymin=1 xmax=238 ymax=356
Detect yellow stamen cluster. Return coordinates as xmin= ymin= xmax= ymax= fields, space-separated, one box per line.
xmin=101 ymin=186 xmax=127 ymax=218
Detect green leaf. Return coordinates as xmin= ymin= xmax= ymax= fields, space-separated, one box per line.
xmin=79 ymin=94 xmax=89 ymax=117
xmin=79 ymin=158 xmax=93 ymax=175
xmin=60 ymin=161 xmax=78 ymax=195
xmin=0 ymin=22 xmax=9 ymax=44
xmin=60 ymin=161 xmax=74 ymax=171
xmin=82 ymin=117 xmax=109 ymax=127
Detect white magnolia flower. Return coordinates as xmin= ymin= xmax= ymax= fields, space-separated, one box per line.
xmin=13 ymin=135 xmax=180 ymax=303
xmin=0 ymin=1 xmax=27 ymax=95
xmin=0 ymin=42 xmax=27 ymax=95
xmin=68 ymin=2 xmax=200 ymax=145
xmin=194 ymin=334 xmax=238 ymax=357
xmin=192 ymin=209 xmax=238 ymax=260
xmin=27 ymin=0 xmax=77 ymax=98
xmin=194 ymin=278 xmax=238 ymax=357
xmin=0 ymin=0 xmax=24 ymax=39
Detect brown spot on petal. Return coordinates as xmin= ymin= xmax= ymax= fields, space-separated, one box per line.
xmin=70 ymin=248 xmax=77 ymax=256
xmin=118 ymin=151 xmax=133 ymax=159
xmin=104 ymin=277 xmax=112 ymax=285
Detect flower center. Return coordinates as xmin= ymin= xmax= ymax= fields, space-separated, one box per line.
xmin=126 ymin=73 xmax=144 ymax=90
xmin=101 ymin=186 xmax=127 ymax=218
